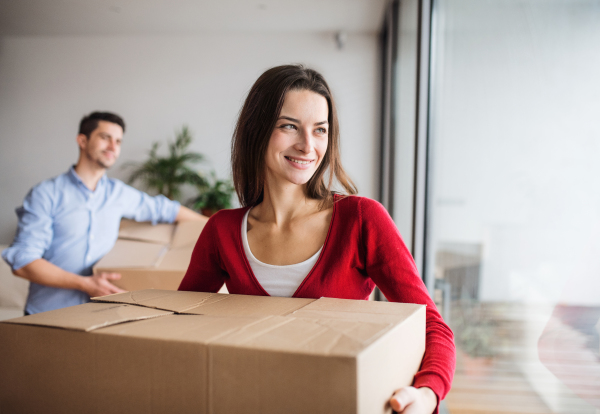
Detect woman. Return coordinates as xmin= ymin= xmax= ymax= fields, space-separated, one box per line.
xmin=179 ymin=65 xmax=455 ymax=413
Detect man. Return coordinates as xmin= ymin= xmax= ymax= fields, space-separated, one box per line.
xmin=2 ymin=112 xmax=206 ymax=315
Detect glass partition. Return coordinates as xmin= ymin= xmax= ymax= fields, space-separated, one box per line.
xmin=426 ymin=0 xmax=600 ymax=412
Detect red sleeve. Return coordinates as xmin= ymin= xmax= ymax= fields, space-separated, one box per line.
xmin=179 ymin=214 xmax=227 ymax=293
xmin=359 ymin=198 xmax=455 ymax=408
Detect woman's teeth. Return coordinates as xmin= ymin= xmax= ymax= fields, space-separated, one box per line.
xmin=286 ymin=157 xmax=311 ymax=165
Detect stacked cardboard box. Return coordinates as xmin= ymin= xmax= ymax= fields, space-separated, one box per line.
xmin=0 ymin=289 xmax=425 ymax=414
xmin=93 ymin=219 xmax=207 ymax=291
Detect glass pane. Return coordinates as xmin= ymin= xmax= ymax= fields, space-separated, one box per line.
xmin=427 ymin=1 xmax=600 ymax=413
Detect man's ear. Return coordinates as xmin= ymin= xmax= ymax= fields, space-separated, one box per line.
xmin=76 ymin=133 xmax=88 ymax=150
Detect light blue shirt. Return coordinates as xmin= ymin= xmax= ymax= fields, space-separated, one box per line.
xmin=2 ymin=167 xmax=181 ymax=314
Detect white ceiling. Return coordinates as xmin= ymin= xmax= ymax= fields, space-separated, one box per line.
xmin=0 ymin=0 xmax=388 ymax=36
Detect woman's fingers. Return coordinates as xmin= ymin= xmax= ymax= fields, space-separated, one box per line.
xmin=390 ymin=386 xmax=417 ymax=412
xmin=390 ymin=386 xmax=437 ymax=414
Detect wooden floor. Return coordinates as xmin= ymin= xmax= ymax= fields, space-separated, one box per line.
xmin=443 ymin=303 xmax=599 ymax=414
xmin=447 ymin=360 xmax=553 ymax=414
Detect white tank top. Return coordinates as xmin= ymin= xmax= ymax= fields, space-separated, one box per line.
xmin=241 ymin=208 xmax=322 ymax=297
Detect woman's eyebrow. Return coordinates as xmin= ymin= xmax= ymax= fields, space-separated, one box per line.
xmin=278 ymin=116 xmax=328 ymax=126
xmin=278 ymin=116 xmax=300 ymax=123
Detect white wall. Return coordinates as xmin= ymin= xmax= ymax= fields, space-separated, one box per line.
xmin=0 ymin=33 xmax=380 ymax=244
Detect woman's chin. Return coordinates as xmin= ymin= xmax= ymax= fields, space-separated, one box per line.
xmin=267 ymin=170 xmax=315 ymax=187
xmin=287 ymin=172 xmax=316 ymax=186
xmin=278 ymin=179 xmax=308 ymax=188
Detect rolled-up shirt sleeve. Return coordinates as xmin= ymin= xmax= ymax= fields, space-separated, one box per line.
xmin=118 ymin=182 xmax=180 ymax=224
xmin=2 ymin=184 xmax=54 ymax=271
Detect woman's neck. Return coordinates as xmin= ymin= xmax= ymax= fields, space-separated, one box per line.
xmin=255 ymin=180 xmax=320 ymax=227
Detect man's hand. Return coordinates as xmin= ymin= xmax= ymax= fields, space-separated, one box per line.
xmin=81 ymin=272 xmax=125 ymax=297
xmin=14 ymin=259 xmax=126 ymax=297
xmin=389 ymin=386 xmax=437 ymax=414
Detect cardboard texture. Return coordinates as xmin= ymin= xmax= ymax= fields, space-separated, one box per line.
xmin=93 ymin=219 xmax=207 ymax=291
xmin=0 ymin=244 xmax=28 ymax=310
xmin=0 ymin=289 xmax=426 ymax=414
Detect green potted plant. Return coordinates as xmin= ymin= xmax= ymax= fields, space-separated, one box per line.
xmin=190 ymin=171 xmax=234 ymax=217
xmin=125 ymin=126 xmax=207 ymax=201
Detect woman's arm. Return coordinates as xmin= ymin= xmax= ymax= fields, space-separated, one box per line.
xmin=359 ymin=198 xmax=456 ymax=413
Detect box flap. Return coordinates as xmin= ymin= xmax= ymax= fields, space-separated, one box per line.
xmin=93 ymin=289 xmax=224 ymax=313
xmin=96 ymin=314 xmax=270 ymax=344
xmin=95 ymin=311 xmax=392 ymax=357
xmin=211 ymin=315 xmax=394 ymax=357
xmin=118 ymin=221 xmax=175 ymax=244
xmin=94 ymin=239 xmax=167 ymax=269
xmin=2 ymin=302 xmax=173 ymax=332
xmin=181 ymin=293 xmax=315 ymax=316
xmin=93 ymin=290 xmax=315 ymax=316
xmin=170 ymin=219 xmax=207 ymax=249
xmin=295 ymin=297 xmax=424 ymax=316
xmin=291 ymin=297 xmax=426 ymax=324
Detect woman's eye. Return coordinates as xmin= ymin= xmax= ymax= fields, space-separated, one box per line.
xmin=316 ymin=127 xmax=327 ymax=134
xmin=281 ymin=124 xmax=297 ymax=130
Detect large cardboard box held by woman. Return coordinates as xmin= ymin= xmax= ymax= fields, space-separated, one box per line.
xmin=0 ymin=289 xmax=425 ymax=414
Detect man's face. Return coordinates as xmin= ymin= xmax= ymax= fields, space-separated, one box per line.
xmin=78 ymin=120 xmax=123 ymax=169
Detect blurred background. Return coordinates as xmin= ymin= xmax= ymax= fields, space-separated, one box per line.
xmin=1 ymin=0 xmax=599 ymax=413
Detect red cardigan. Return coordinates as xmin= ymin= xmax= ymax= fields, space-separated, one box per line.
xmin=179 ymin=195 xmax=455 ymax=405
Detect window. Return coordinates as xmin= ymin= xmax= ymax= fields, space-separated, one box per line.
xmin=382 ymin=1 xmax=600 ymax=412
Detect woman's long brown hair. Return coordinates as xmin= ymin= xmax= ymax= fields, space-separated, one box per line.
xmin=231 ymin=64 xmax=357 ymax=207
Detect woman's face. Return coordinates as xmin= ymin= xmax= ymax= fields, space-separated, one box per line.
xmin=264 ymin=89 xmax=329 ymax=188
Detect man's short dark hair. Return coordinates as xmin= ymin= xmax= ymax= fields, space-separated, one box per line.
xmin=79 ymin=112 xmax=126 ymax=138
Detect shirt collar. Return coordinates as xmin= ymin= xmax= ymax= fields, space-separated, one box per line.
xmin=68 ymin=165 xmax=107 ymax=193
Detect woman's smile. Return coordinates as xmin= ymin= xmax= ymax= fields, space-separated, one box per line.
xmin=284 ymin=155 xmax=315 ymax=169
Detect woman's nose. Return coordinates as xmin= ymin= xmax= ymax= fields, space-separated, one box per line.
xmin=295 ymin=128 xmax=314 ymax=153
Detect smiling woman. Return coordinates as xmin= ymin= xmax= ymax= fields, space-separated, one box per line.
xmin=230 ymin=64 xmax=356 ymax=208
xmin=179 ymin=64 xmax=455 ymax=414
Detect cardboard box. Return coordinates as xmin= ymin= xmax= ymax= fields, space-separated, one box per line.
xmin=0 ymin=289 xmax=425 ymax=414
xmin=93 ymin=219 xmax=208 ymax=291
xmin=0 ymin=244 xmax=28 ymax=310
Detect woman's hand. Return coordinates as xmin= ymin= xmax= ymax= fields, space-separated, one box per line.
xmin=389 ymin=386 xmax=437 ymax=414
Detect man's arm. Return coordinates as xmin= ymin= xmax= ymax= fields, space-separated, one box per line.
xmin=14 ymin=259 xmax=125 ymax=297
xmin=175 ymin=206 xmax=209 ymax=222
xmin=3 ymin=182 xmax=125 ymax=299
xmin=119 ymin=184 xmax=207 ymax=224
